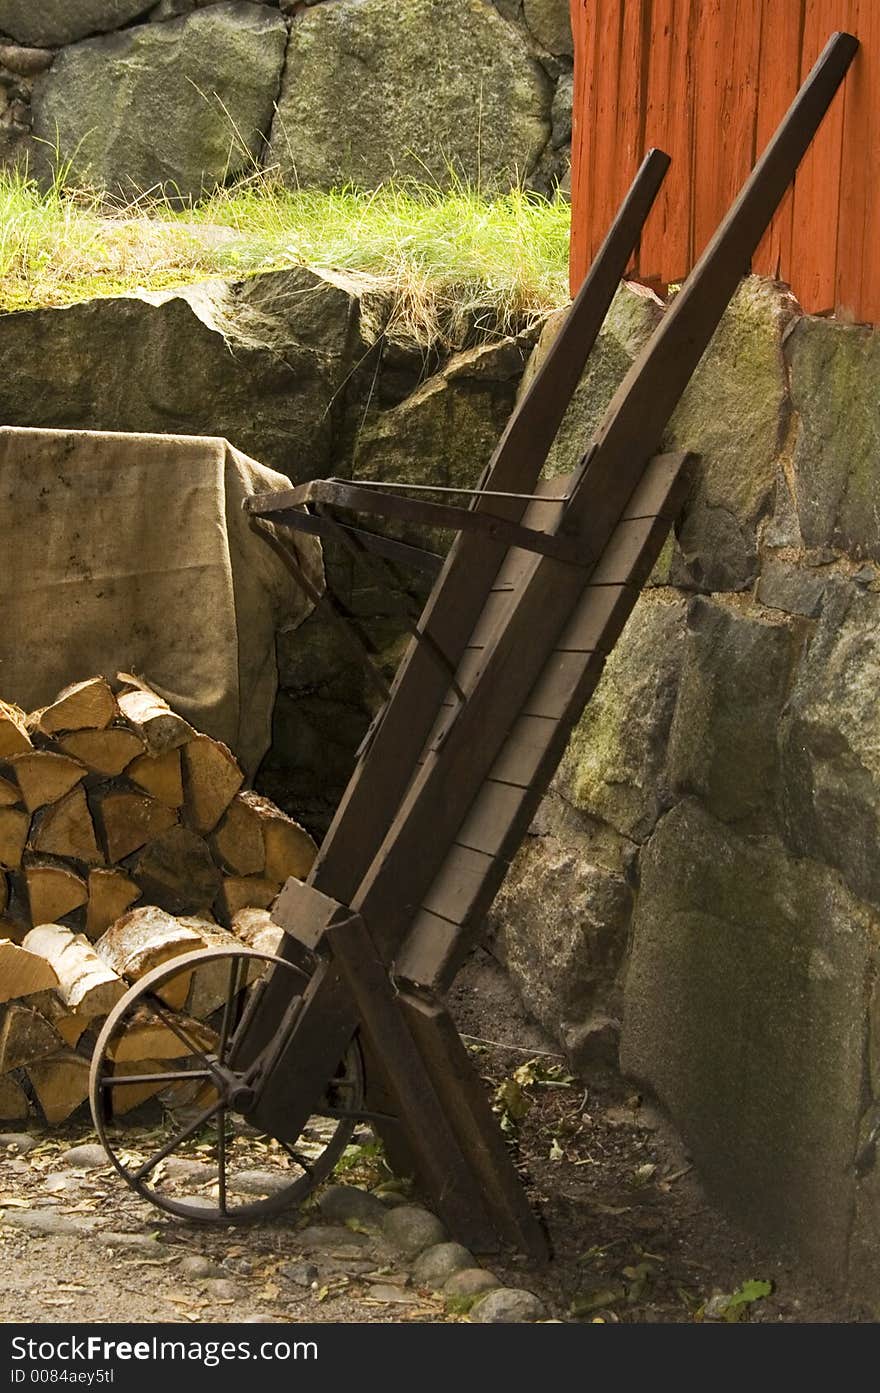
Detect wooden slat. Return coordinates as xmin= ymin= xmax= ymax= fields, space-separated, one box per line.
xmin=398 ymin=987 xmax=549 ymax=1257
xmin=324 ymin=913 xmax=500 ymax=1250
xmin=396 ymin=459 xmax=688 ymax=988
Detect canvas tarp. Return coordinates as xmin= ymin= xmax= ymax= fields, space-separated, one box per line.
xmin=0 ymin=426 xmax=321 ymax=775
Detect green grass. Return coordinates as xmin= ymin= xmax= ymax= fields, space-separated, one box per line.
xmin=0 ymin=168 xmax=572 ymax=344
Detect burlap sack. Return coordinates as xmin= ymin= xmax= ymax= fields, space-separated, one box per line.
xmin=0 ymin=426 xmax=320 ymax=775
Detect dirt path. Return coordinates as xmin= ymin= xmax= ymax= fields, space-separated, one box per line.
xmin=0 ymin=953 xmax=863 ymax=1325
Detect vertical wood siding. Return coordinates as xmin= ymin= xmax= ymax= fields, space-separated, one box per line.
xmin=569 ymin=0 xmax=874 ymax=321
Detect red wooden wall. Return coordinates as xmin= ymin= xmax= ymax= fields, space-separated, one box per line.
xmin=569 ymin=0 xmax=879 ymax=322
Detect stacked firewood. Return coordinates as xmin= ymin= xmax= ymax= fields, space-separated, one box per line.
xmin=0 ymin=675 xmax=316 ymax=1126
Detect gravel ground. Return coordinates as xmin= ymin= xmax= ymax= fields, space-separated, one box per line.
xmin=0 ymin=952 xmax=866 ymax=1326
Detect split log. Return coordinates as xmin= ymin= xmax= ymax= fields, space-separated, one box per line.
xmin=217 ymin=875 xmax=280 ymax=923
xmin=85 ymin=868 xmax=141 ymax=940
xmin=116 ymin=680 xmax=194 ymax=754
xmin=109 ymin=1058 xmax=176 ymax=1115
xmin=211 ymin=796 xmax=266 ymax=876
xmin=0 ymin=938 xmax=59 ymax=1002
xmin=96 ymin=905 xmax=209 ymax=1009
xmin=23 ymin=924 xmax=126 ymax=1017
xmin=25 ymin=863 xmax=88 ymax=927
xmin=177 ymin=918 xmax=259 ymax=1019
xmin=126 ymin=748 xmax=183 ymax=807
xmin=213 ymin=793 xmax=316 ymax=884
xmin=0 ymin=1004 xmax=64 ymax=1072
xmin=27 ymin=990 xmax=88 ymax=1048
xmin=6 ymin=751 xmax=86 ymax=813
xmin=107 ymin=1007 xmax=216 ymax=1062
xmin=57 ymin=728 xmax=144 ymax=777
xmin=182 ymin=737 xmax=244 ymax=835
xmin=0 ymin=807 xmax=30 ymax=869
xmin=0 ymin=1072 xmax=29 ymax=1121
xmin=30 ymin=786 xmax=101 ymax=864
xmin=134 ymin=826 xmax=221 ymax=917
xmin=0 ymin=701 xmax=31 ymax=757
xmin=232 ymin=906 xmax=284 ymax=958
xmin=0 ymin=774 xmax=21 ymax=808
xmin=27 ymin=1052 xmax=90 ymax=1124
xmin=32 ymin=677 xmax=118 ymax=735
xmin=95 ymin=790 xmax=177 ymax=863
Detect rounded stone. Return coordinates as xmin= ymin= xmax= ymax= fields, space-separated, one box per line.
xmin=318 ymin=1184 xmax=386 ymax=1229
xmin=32 ymin=5 xmax=288 ymax=201
xmin=412 ymin=1242 xmax=474 ymax=1289
xmin=0 ymin=0 xmax=154 ymax=47
xmin=60 ymin=1143 xmax=109 ymax=1169
xmin=381 ymin=1205 xmax=446 ymax=1257
xmin=0 ymin=1133 xmax=38 ymax=1155
xmin=469 ymin=1287 xmax=547 ymax=1322
xmin=279 ymin=1259 xmax=319 ymax=1288
xmin=179 ymin=1254 xmax=224 ymax=1279
xmin=269 ymin=0 xmax=551 ymax=193
xmin=200 ymin=1278 xmax=238 ymax=1301
xmin=443 ymin=1267 xmax=501 ymax=1301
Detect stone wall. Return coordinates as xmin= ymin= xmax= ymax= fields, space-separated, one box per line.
xmin=0 ymin=0 xmax=572 ymax=199
xmin=0 ymin=267 xmax=536 ymax=830
xmin=491 ymin=277 xmax=880 ymax=1303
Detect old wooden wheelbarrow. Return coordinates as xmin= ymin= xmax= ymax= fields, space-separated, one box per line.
xmin=88 ymin=33 xmax=857 ymax=1255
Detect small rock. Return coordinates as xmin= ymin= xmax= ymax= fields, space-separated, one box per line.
xmin=280 ymin=1260 xmax=319 ymax=1288
xmin=0 ymin=1209 xmax=88 ymax=1236
xmin=469 ymin=1287 xmax=547 ymax=1323
xmin=381 ymin=1205 xmax=445 ymax=1257
xmin=173 ymin=1195 xmax=217 ymax=1212
xmin=374 ymin=1190 xmax=408 ymax=1208
xmin=228 ymin=1169 xmax=289 ymax=1197
xmin=60 ymin=1143 xmax=109 ymax=1170
xmin=295 ymin=1224 xmax=371 ymax=1250
xmin=412 ymin=1242 xmax=474 ymax=1289
xmin=43 ymin=1172 xmax=78 ymax=1193
xmin=200 ymin=1278 xmax=238 ymax=1301
xmin=179 ymin=1254 xmax=224 ymax=1279
xmin=0 ymin=1133 xmax=38 ymax=1155
xmin=161 ymin=1157 xmax=215 ymax=1184
xmin=96 ymin=1231 xmax=160 ymax=1253
xmin=240 ymin=1313 xmax=280 ymax=1323
xmin=318 ymin=1184 xmax=385 ymax=1229
xmin=443 ymin=1268 xmax=501 ymax=1302
xmin=366 ymin=1284 xmax=421 ymax=1304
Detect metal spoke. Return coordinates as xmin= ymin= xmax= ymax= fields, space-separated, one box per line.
xmin=139 ymin=993 xmax=221 ymax=1078
xmin=133 ymin=1098 xmax=223 ymax=1182
xmin=218 ymin=958 xmax=245 ymax=1064
xmin=101 ymin=1069 xmax=214 ymax=1089
xmin=217 ymin=1107 xmax=228 ymax=1215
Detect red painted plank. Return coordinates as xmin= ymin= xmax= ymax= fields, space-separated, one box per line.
xmin=752 ymin=0 xmax=804 ymax=280
xmin=568 ymin=0 xmax=599 ymax=293
xmin=570 ymin=0 xmax=873 ymax=320
xmin=835 ymin=1 xmax=879 ymax=320
xmin=789 ymin=0 xmax=855 ymax=312
xmin=588 ymin=1 xmax=649 ymax=271
xmin=638 ymin=0 xmax=695 ymax=285
xmin=690 ymin=0 xmax=763 ymax=262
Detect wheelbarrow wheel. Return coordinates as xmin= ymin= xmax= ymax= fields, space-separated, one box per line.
xmin=89 ymin=945 xmax=365 ymax=1221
